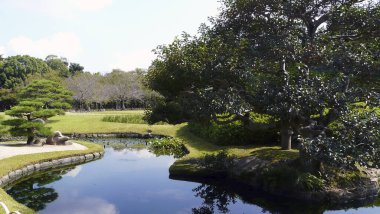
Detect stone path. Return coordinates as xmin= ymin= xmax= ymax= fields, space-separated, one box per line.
xmin=0 ymin=142 xmax=87 ymax=160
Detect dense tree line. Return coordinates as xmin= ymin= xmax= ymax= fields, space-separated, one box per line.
xmin=0 ymin=55 xmax=83 ymax=111
xmin=0 ymin=55 xmax=156 ymax=112
xmin=65 ymin=69 xmax=159 ymax=111
xmin=145 ymin=0 xmax=380 ymax=168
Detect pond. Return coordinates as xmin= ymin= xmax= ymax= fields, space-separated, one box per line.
xmin=5 ymin=139 xmax=380 ymax=214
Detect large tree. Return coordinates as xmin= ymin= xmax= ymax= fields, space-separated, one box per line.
xmin=2 ymin=80 xmax=72 ymax=144
xmin=45 ymin=55 xmax=70 ymax=78
xmin=0 ymin=55 xmax=51 ymax=89
xmin=146 ymin=0 xmax=380 ymax=154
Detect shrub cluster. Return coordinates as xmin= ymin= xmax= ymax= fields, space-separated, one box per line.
xmin=148 ymin=137 xmax=188 ymax=158
xmin=198 ymin=151 xmax=236 ymax=171
xmin=189 ymin=118 xmax=277 ymax=146
xmin=258 ymin=166 xmax=325 ymax=192
xmin=102 ymin=115 xmax=146 ymax=124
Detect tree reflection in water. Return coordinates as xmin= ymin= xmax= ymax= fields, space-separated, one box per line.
xmin=192 ymin=184 xmax=237 ymax=214
xmin=6 ymin=167 xmax=74 ymax=211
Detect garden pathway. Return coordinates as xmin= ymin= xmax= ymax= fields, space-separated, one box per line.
xmin=0 ymin=142 xmax=87 ymax=160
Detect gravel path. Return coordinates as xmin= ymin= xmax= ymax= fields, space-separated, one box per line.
xmin=0 ymin=142 xmax=87 ymax=160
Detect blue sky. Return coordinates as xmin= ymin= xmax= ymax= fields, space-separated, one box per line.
xmin=0 ymin=0 xmax=220 ymax=73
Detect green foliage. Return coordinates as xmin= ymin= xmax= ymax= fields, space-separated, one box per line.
xmin=145 ymin=0 xmax=380 ymax=173
xmin=188 ymin=113 xmax=276 ymax=145
xmin=45 ymin=55 xmax=70 ymax=77
xmin=0 ymin=55 xmax=51 ymax=89
xmin=301 ymin=107 xmax=380 ymax=169
xmin=2 ymin=80 xmax=73 ymax=144
xmin=296 ymin=173 xmax=326 ymax=191
xmin=0 ymin=88 xmax=18 ymax=111
xmin=258 ymin=166 xmax=325 ymax=192
xmin=68 ymin=62 xmax=84 ymax=76
xmin=199 ymin=151 xmax=236 ymax=171
xmin=0 ymin=115 xmax=7 ymax=136
xmin=102 ymin=115 xmax=146 ymax=124
xmin=148 ymin=137 xmax=188 ymax=158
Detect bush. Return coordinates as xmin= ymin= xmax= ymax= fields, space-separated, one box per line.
xmin=199 ymin=151 xmax=236 ymax=170
xmin=301 ymin=108 xmax=380 ymax=169
xmin=258 ymin=166 xmax=325 ymax=192
xmin=0 ymin=115 xmax=7 ymax=137
xmin=148 ymin=137 xmax=188 ymax=158
xmin=102 ymin=115 xmax=146 ymax=124
xmin=188 ymin=115 xmax=277 ymax=146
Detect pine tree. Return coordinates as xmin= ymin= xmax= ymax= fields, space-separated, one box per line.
xmin=2 ymin=80 xmax=72 ymax=144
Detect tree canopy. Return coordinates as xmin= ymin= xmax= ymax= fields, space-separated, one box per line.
xmin=0 ymin=55 xmax=51 ymax=89
xmin=145 ymin=0 xmax=380 ymax=168
xmin=2 ymin=80 xmax=72 ymax=144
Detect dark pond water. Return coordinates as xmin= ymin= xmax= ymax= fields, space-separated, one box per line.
xmin=5 ymin=139 xmax=380 ymax=214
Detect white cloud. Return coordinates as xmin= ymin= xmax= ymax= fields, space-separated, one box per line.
xmin=111 ymin=50 xmax=156 ymax=71
xmin=63 ymin=166 xmax=82 ymax=178
xmin=9 ymin=0 xmax=112 ymax=17
xmin=0 ymin=46 xmax=6 ymax=56
xmin=7 ymin=32 xmax=83 ymax=59
xmin=44 ymin=197 xmax=118 ymax=214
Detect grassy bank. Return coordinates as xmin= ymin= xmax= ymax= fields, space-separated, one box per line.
xmin=0 ymin=141 xmax=103 ymax=214
xmin=46 ymin=111 xmax=298 ymax=160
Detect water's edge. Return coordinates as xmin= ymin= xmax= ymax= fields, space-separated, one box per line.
xmin=0 ymin=152 xmax=104 ymax=188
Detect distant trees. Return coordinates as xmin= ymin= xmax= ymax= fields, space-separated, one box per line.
xmin=2 ymin=80 xmax=72 ymax=144
xmin=65 ymin=69 xmax=156 ymax=111
xmin=69 ymin=63 xmax=84 ymax=76
xmin=45 ymin=55 xmax=84 ymax=77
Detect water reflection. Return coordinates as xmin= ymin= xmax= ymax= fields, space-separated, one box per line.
xmin=5 ymin=167 xmax=74 ymax=211
xmin=192 ymin=184 xmax=236 ymax=214
xmin=4 ymin=145 xmax=380 ymax=214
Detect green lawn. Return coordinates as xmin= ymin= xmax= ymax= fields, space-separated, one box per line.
xmin=47 ymin=111 xmax=182 ymax=136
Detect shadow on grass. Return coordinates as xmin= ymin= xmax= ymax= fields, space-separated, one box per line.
xmin=175 ymin=125 xmax=288 ymax=157
xmin=175 ymin=125 xmax=221 ymax=154
xmin=250 ymin=148 xmax=299 ymax=163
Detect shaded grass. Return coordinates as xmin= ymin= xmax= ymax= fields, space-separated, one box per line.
xmin=176 ymin=125 xmax=297 ymax=160
xmin=0 ymin=141 xmax=103 ymax=214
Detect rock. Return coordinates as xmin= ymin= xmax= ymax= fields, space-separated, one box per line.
xmin=32 ymin=138 xmax=46 ymax=146
xmin=46 ymin=136 xmax=55 ymax=145
xmin=46 ymin=131 xmax=70 ymax=145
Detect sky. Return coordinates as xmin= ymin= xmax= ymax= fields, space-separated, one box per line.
xmin=0 ymin=0 xmax=220 ymax=73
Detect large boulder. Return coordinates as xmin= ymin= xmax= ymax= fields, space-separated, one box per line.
xmin=46 ymin=131 xmax=72 ymax=145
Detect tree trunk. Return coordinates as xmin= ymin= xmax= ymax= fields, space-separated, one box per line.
xmin=280 ymin=121 xmax=293 ymax=150
xmin=27 ymin=136 xmax=34 ymax=145
xmin=121 ymin=100 xmax=126 ymax=110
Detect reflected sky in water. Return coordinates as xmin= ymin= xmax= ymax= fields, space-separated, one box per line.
xmin=6 ymin=146 xmax=380 ymax=214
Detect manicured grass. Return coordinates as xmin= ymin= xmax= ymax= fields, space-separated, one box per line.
xmin=46 ymin=111 xmax=298 ymax=160
xmin=47 ymin=111 xmax=183 ymax=136
xmin=0 ymin=141 xmax=103 ymax=214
